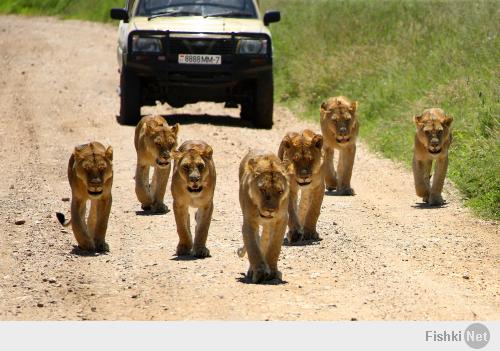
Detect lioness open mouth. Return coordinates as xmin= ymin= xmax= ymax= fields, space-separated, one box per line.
xmin=428 ymin=149 xmax=441 ymax=154
xmin=336 ymin=138 xmax=350 ymax=143
xmin=156 ymin=160 xmax=170 ymax=167
xmin=297 ymin=180 xmax=311 ymax=186
xmin=259 ymin=213 xmax=274 ymax=219
xmin=88 ymin=190 xmax=103 ymax=196
xmin=187 ymin=186 xmax=203 ymax=193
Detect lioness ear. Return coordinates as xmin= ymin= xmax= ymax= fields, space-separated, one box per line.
xmin=278 ymin=134 xmax=292 ymax=161
xmin=105 ymin=146 xmax=113 ymax=161
xmin=444 ymin=114 xmax=453 ymax=127
xmin=312 ymin=134 xmax=323 ymax=149
xmin=350 ymin=101 xmax=358 ymax=113
xmin=73 ymin=144 xmax=86 ymax=160
xmin=171 ymin=150 xmax=182 ymax=160
xmin=202 ymin=145 xmax=213 ymax=160
xmin=146 ymin=122 xmax=155 ymax=135
xmin=320 ymin=101 xmax=328 ymax=117
xmin=246 ymin=157 xmax=257 ymax=174
xmin=413 ymin=114 xmax=424 ymax=128
xmin=171 ymin=123 xmax=180 ymax=136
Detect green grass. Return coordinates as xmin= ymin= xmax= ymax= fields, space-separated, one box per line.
xmin=261 ymin=0 xmax=499 ymax=219
xmin=1 ymin=0 xmax=498 ymax=219
xmin=0 ymin=0 xmax=124 ymax=22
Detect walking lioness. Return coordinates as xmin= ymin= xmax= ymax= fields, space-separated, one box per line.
xmin=56 ymin=142 xmax=113 ymax=252
xmin=171 ymin=140 xmax=216 ymax=258
xmin=278 ymin=130 xmax=324 ymax=243
xmin=134 ymin=115 xmax=179 ymax=213
xmin=238 ymin=150 xmax=290 ymax=283
xmin=320 ymin=96 xmax=359 ymax=195
xmin=413 ymin=108 xmax=453 ymax=206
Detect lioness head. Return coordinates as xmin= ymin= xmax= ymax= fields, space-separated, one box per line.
xmin=246 ymin=154 xmax=289 ymax=220
xmin=320 ymin=96 xmax=358 ymax=144
xmin=279 ymin=130 xmax=323 ymax=186
xmin=145 ymin=116 xmax=179 ymax=168
xmin=413 ymin=108 xmax=453 ymax=155
xmin=174 ymin=142 xmax=213 ymax=194
xmin=73 ymin=142 xmax=113 ymax=199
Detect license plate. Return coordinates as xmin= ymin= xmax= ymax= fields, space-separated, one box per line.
xmin=178 ymin=54 xmax=221 ymax=65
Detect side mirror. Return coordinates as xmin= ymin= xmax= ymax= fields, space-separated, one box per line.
xmin=263 ymin=10 xmax=281 ymax=26
xmin=110 ymin=8 xmax=129 ymax=22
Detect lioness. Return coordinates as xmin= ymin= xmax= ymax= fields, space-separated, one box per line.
xmin=320 ymin=96 xmax=359 ymax=195
xmin=171 ymin=140 xmax=216 ymax=258
xmin=238 ymin=150 xmax=290 ymax=283
xmin=413 ymin=108 xmax=453 ymax=206
xmin=278 ymin=130 xmax=324 ymax=243
xmin=134 ymin=115 xmax=179 ymax=213
xmin=56 ymin=142 xmax=113 ymax=252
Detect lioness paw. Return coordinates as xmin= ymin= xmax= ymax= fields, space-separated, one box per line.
xmin=338 ymin=187 xmax=355 ymax=196
xmin=303 ymin=231 xmax=320 ymax=241
xmin=267 ymin=270 xmax=282 ymax=281
xmin=429 ymin=194 xmax=444 ymax=206
xmin=248 ymin=263 xmax=271 ymax=284
xmin=193 ymin=246 xmax=211 ymax=258
xmin=141 ymin=203 xmax=153 ymax=211
xmin=287 ymin=229 xmax=303 ymax=243
xmin=152 ymin=202 xmax=168 ymax=214
xmin=96 ymin=241 xmax=110 ymax=253
xmin=176 ymin=243 xmax=192 ymax=256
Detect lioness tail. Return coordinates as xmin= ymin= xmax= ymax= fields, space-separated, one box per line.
xmin=237 ymin=246 xmax=246 ymax=258
xmin=56 ymin=212 xmax=71 ymax=227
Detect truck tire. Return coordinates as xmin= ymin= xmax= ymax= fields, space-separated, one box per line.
xmin=118 ymin=68 xmax=141 ymax=126
xmin=240 ymin=72 xmax=274 ymax=129
xmin=253 ymin=72 xmax=274 ymax=129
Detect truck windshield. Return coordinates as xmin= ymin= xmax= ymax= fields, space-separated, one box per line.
xmin=136 ymin=0 xmax=257 ymax=19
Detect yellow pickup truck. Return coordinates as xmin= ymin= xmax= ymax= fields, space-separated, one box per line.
xmin=110 ymin=0 xmax=281 ymax=128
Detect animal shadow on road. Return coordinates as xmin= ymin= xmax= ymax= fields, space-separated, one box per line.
xmin=135 ymin=209 xmax=170 ymax=216
xmin=411 ymin=201 xmax=448 ymax=210
xmin=70 ymin=246 xmax=107 ymax=257
xmin=324 ymin=189 xmax=356 ymax=197
xmin=170 ymin=254 xmax=210 ymax=261
xmin=162 ymin=113 xmax=253 ymax=128
xmin=236 ymin=273 xmax=288 ymax=286
xmin=282 ymin=237 xmax=322 ymax=247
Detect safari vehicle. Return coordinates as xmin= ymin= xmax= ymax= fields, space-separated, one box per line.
xmin=110 ymin=0 xmax=281 ymax=128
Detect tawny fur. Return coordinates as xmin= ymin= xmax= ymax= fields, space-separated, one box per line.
xmin=134 ymin=115 xmax=179 ymax=213
xmin=171 ymin=140 xmax=216 ymax=258
xmin=412 ymin=108 xmax=453 ymax=206
xmin=320 ymin=96 xmax=359 ymax=195
xmin=238 ymin=150 xmax=290 ymax=283
xmin=278 ymin=129 xmax=325 ymax=243
xmin=56 ymin=142 xmax=113 ymax=252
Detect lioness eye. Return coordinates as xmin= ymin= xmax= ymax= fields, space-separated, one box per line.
xmin=98 ymin=162 xmax=106 ymax=170
xmin=197 ymin=163 xmax=205 ymax=170
xmin=183 ymin=164 xmax=190 ymax=171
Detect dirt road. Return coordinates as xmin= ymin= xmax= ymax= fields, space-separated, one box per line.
xmin=0 ymin=16 xmax=498 ymax=320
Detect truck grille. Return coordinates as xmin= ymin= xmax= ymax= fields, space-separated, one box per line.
xmin=168 ymin=38 xmax=235 ymax=55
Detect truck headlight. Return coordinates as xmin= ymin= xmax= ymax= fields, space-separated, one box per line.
xmin=237 ymin=39 xmax=268 ymax=55
xmin=132 ymin=36 xmax=162 ymax=53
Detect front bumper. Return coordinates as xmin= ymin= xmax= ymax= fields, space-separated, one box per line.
xmin=124 ymin=30 xmax=273 ymax=88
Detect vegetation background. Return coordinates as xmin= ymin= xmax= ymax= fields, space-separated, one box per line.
xmin=0 ymin=0 xmax=498 ymax=219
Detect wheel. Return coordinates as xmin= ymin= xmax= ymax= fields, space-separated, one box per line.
xmin=253 ymin=72 xmax=274 ymax=129
xmin=240 ymin=72 xmax=274 ymax=128
xmin=118 ymin=68 xmax=141 ymax=125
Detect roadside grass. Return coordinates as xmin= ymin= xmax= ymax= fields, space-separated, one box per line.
xmin=262 ymin=0 xmax=499 ymax=219
xmin=0 ymin=0 xmax=123 ymax=22
xmin=0 ymin=0 xmax=498 ymax=219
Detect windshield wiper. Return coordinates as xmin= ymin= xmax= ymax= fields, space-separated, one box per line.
xmin=148 ymin=10 xmax=201 ymax=20
xmin=203 ymin=11 xmax=253 ymax=19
